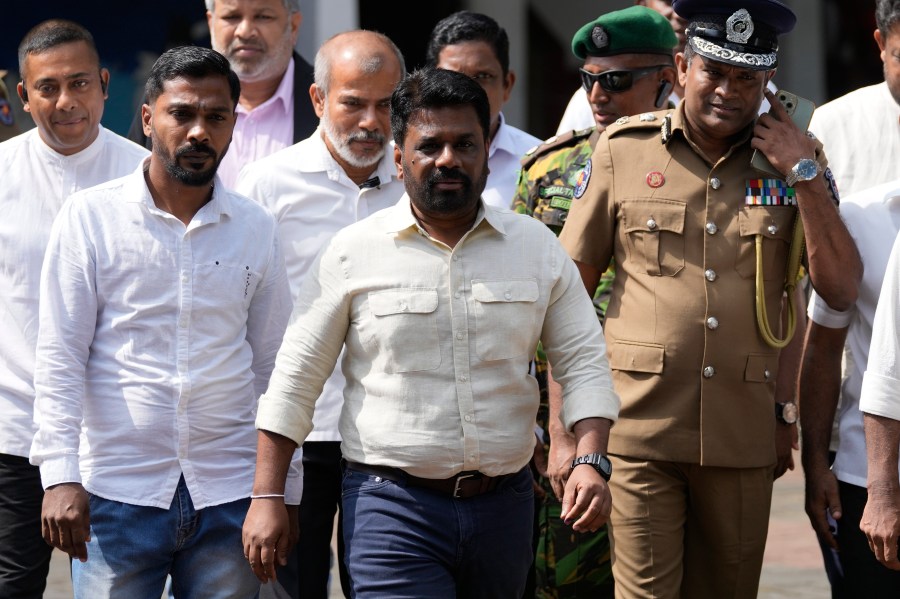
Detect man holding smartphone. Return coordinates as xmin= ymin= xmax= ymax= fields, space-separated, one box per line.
xmin=558 ymin=0 xmax=862 ymax=597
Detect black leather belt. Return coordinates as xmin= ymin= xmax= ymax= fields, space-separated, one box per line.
xmin=344 ymin=460 xmax=514 ymax=499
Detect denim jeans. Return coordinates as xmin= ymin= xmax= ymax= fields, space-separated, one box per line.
xmin=341 ymin=465 xmax=534 ymax=598
xmin=72 ymin=476 xmax=259 ymax=599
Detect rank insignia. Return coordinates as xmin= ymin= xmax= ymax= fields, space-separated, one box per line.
xmin=615 ymin=116 xmax=630 ymax=125
xmin=646 ymin=171 xmax=665 ymax=188
xmin=639 ymin=113 xmax=657 ymax=122
xmin=573 ymin=159 xmax=592 ymax=199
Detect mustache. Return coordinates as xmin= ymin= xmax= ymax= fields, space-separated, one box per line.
xmin=429 ymin=168 xmax=469 ymax=186
xmin=175 ymin=143 xmax=216 ymax=159
xmin=347 ymin=130 xmax=386 ymax=144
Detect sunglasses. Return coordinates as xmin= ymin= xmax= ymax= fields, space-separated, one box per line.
xmin=579 ymin=65 xmax=669 ymax=94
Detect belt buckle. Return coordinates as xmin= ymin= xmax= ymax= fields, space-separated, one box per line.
xmin=452 ymin=473 xmax=476 ymax=498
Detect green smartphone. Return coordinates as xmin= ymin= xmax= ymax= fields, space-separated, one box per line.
xmin=750 ymin=89 xmax=816 ymax=178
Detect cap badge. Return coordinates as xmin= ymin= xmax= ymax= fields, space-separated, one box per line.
xmin=726 ymin=8 xmax=754 ymax=44
xmin=591 ymin=25 xmax=609 ymax=51
xmin=646 ymin=171 xmax=665 ymax=188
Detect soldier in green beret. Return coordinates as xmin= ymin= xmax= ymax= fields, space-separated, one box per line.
xmin=511 ymin=6 xmax=677 ymax=598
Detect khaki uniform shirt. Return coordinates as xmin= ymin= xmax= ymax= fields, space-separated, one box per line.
xmin=560 ymin=103 xmax=813 ymax=469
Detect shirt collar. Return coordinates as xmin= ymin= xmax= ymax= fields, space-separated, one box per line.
xmin=487 ymin=112 xmax=512 ymax=159
xmin=667 ymin=100 xmax=754 ymax=155
xmin=34 ymin=125 xmax=108 ymax=164
xmin=128 ymin=157 xmax=232 ymax=222
xmin=236 ymin=57 xmax=294 ymax=117
xmin=379 ymin=195 xmax=507 ymax=237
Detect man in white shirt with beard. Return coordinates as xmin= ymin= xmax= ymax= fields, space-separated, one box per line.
xmin=236 ymin=30 xmax=406 ymax=599
xmin=0 ymin=19 xmax=148 ymax=599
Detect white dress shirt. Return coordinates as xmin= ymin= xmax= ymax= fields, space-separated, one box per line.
xmin=860 ymin=229 xmax=900 ymax=420
xmin=30 ymin=162 xmax=295 ymax=509
xmin=809 ymin=82 xmax=900 ymax=198
xmin=217 ymin=59 xmax=296 ymax=189
xmin=483 ymin=113 xmax=540 ymax=210
xmin=256 ymin=198 xmax=619 ymax=479
xmin=236 ymin=130 xmax=405 ymax=441
xmin=808 ymin=180 xmax=900 ymax=486
xmin=0 ymin=127 xmax=148 ymax=459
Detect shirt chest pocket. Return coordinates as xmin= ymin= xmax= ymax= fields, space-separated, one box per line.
xmin=194 ymin=262 xmax=260 ymax=311
xmin=621 ymin=200 xmax=685 ymax=276
xmin=472 ymin=279 xmax=539 ymax=362
xmin=735 ymin=206 xmax=796 ymax=281
xmin=368 ymin=288 xmax=441 ymax=373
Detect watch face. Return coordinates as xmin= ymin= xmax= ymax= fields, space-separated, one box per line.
xmin=778 ymin=401 xmax=798 ymax=424
xmin=797 ymin=159 xmax=818 ymax=180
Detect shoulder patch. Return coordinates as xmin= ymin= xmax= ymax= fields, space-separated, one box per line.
xmin=520 ymin=127 xmax=595 ymax=171
xmin=573 ymin=158 xmax=592 ymax=199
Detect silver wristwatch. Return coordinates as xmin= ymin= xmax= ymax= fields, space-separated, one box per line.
xmin=785 ymin=158 xmax=821 ymax=186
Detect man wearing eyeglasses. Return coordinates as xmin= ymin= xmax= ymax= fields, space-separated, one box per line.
xmin=558 ymin=0 xmax=862 ymax=597
xmin=511 ymin=6 xmax=677 ymax=598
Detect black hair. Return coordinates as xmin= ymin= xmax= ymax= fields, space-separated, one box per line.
xmin=390 ymin=67 xmax=491 ymax=148
xmin=876 ymin=0 xmax=900 ymax=37
xmin=425 ymin=11 xmax=510 ymax=76
xmin=18 ymin=19 xmax=99 ymax=76
xmin=145 ymin=45 xmax=240 ymax=108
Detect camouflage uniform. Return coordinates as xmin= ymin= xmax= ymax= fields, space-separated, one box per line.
xmin=513 ymin=128 xmax=614 ymax=599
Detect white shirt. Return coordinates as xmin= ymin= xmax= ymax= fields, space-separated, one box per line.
xmin=256 ymin=198 xmax=619 ymax=479
xmin=236 ymin=130 xmax=404 ymax=441
xmin=0 ymin=127 xmax=148 ymax=459
xmin=808 ymin=180 xmax=900 ymax=486
xmin=30 ymin=162 xmax=296 ymax=509
xmin=217 ymin=58 xmax=296 ymax=189
xmin=809 ymin=82 xmax=900 ymax=197
xmin=483 ymin=113 xmax=540 ymax=210
xmin=860 ymin=230 xmax=900 ymax=421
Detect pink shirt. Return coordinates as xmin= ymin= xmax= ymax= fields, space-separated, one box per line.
xmin=218 ymin=58 xmax=296 ymax=189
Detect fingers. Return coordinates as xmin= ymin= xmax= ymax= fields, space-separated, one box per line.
xmin=41 ymin=484 xmax=91 ymax=561
xmin=560 ymin=470 xmax=611 ymax=533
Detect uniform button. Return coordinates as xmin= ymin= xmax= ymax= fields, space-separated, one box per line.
xmin=710 ymin=177 xmax=721 ymax=189
xmin=767 ymin=224 xmax=778 ymax=235
xmin=705 ymin=269 xmax=717 ymax=282
xmin=703 ymin=366 xmax=716 ymax=378
xmin=647 ymin=218 xmax=658 ymax=230
xmin=764 ymin=369 xmax=771 ymax=380
xmin=705 ymin=222 xmax=718 ymax=235
xmin=706 ymin=316 xmax=719 ymax=330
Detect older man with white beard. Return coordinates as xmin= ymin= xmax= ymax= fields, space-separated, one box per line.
xmin=235 ymin=29 xmax=406 ymax=599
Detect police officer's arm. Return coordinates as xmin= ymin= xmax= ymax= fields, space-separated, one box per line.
xmin=574 ymin=261 xmax=604 ymax=299
xmin=799 ymin=320 xmax=847 ymax=550
xmin=751 ymin=89 xmax=862 ymax=311
xmin=774 ymin=289 xmax=804 ymax=479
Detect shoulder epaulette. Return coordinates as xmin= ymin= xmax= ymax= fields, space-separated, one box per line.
xmin=605 ymin=110 xmax=672 ymax=139
xmin=520 ymin=126 xmax=595 ymax=171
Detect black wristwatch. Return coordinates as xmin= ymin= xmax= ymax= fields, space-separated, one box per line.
xmin=571 ymin=453 xmax=612 ymax=481
xmin=775 ymin=401 xmax=798 ymax=425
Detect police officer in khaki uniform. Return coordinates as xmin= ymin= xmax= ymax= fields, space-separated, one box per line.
xmin=0 ymin=71 xmax=20 ymax=143
xmin=512 ymin=7 xmax=678 ymax=598
xmin=558 ymin=0 xmax=862 ymax=597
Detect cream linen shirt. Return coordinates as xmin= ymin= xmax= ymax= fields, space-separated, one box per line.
xmin=236 ymin=131 xmax=405 ymax=441
xmin=30 ymin=162 xmax=296 ymax=508
xmin=0 ymin=127 xmax=148 ymax=459
xmin=257 ymin=197 xmax=619 ymax=479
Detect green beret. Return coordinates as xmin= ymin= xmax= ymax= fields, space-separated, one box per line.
xmin=572 ymin=5 xmax=678 ymax=59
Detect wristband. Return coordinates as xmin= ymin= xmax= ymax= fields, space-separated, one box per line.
xmin=250 ymin=493 xmax=285 ymax=499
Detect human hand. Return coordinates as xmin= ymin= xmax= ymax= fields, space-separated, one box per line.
xmin=861 ymin=480 xmax=900 ymax=570
xmin=751 ymin=89 xmax=818 ymax=177
xmin=774 ymin=423 xmax=798 ymax=479
xmin=42 ymin=483 xmax=91 ymax=562
xmin=559 ymin=466 xmax=610 ymax=533
xmin=804 ymin=466 xmax=841 ymax=550
xmin=242 ymin=497 xmax=291 ymax=583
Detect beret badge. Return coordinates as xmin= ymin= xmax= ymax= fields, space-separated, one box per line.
xmin=726 ymin=8 xmax=754 ymax=44
xmin=591 ymin=25 xmax=609 ymax=50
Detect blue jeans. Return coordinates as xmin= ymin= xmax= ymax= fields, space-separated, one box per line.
xmin=72 ymin=476 xmax=259 ymax=599
xmin=341 ymin=466 xmax=533 ymax=598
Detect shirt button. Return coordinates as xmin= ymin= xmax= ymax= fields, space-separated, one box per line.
xmin=453 ymin=255 xmax=460 ymax=262
xmin=710 ymin=177 xmax=721 ymax=189
xmin=459 ymin=375 xmax=467 ymax=382
xmin=703 ymin=366 xmax=716 ymax=378
xmin=705 ymin=222 xmax=718 ymax=235
xmin=767 ymin=224 xmax=778 ymax=235
xmin=399 ymin=301 xmax=407 ymax=311
xmin=454 ymin=291 xmax=461 ymax=298
xmin=504 ymin=292 xmax=512 ymax=300
xmin=705 ymin=269 xmax=717 ymax=282
xmin=647 ymin=218 xmax=658 ymax=230
xmin=456 ymin=332 xmax=464 ymax=340
xmin=706 ymin=316 xmax=719 ymax=330
xmin=464 ymin=414 xmax=472 ymax=422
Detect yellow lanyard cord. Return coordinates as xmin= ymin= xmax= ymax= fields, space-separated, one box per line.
xmin=754 ymin=215 xmax=806 ymax=349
